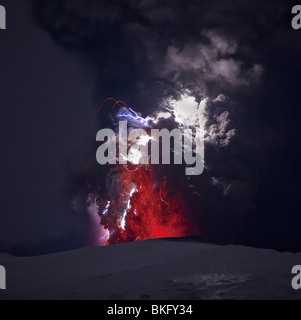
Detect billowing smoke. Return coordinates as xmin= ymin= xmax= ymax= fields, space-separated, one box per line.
xmin=34 ymin=0 xmax=295 ymax=247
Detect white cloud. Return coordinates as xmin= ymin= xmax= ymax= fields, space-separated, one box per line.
xmin=163 ymin=30 xmax=263 ymax=89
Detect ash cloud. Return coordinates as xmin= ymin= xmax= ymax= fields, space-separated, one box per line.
xmin=34 ymin=0 xmax=275 ymax=102
xmin=34 ymin=0 xmax=301 ymax=250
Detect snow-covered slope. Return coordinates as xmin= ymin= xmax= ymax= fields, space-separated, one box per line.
xmin=0 ymin=239 xmax=300 ymax=300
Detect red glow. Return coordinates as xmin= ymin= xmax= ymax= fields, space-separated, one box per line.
xmin=105 ymin=165 xmax=196 ymax=245
xmin=99 ymin=97 xmax=130 ymax=113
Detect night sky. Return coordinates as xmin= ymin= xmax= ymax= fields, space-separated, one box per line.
xmin=0 ymin=0 xmax=301 ymax=255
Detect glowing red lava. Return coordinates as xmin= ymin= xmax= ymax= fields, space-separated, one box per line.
xmin=105 ymin=165 xmax=195 ymax=244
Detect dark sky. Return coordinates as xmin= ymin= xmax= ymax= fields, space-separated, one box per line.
xmin=0 ymin=0 xmax=301 ymax=255
xmin=0 ymin=0 xmax=100 ymax=254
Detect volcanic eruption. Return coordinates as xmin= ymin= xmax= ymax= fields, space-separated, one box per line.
xmin=37 ymin=0 xmax=265 ymax=249
xmin=90 ymin=96 xmax=207 ymax=245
